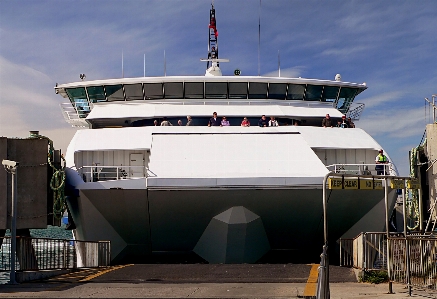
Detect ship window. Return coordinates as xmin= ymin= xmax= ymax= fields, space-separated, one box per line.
xmin=205 ymin=82 xmax=227 ymax=99
xmin=105 ymin=85 xmax=124 ymax=101
xmin=337 ymin=87 xmax=357 ymax=113
xmin=144 ymin=83 xmax=163 ymax=99
xmin=322 ymin=85 xmax=339 ymax=103
xmin=249 ymin=82 xmax=267 ymax=99
xmin=164 ymin=82 xmax=183 ymax=99
xmin=66 ymin=87 xmax=90 ymax=118
xmin=87 ymin=86 xmax=106 ymax=102
xmin=268 ymin=83 xmax=286 ymax=100
xmin=305 ymin=85 xmax=323 ymax=101
xmin=125 ymin=84 xmax=143 ymax=101
xmin=228 ymin=82 xmax=247 ymax=99
xmin=185 ymin=82 xmax=204 ymax=99
xmin=287 ymin=84 xmax=305 ymax=100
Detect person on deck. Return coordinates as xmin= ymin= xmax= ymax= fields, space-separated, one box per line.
xmin=208 ymin=112 xmax=221 ymax=127
xmin=186 ymin=115 xmax=193 ymax=126
xmin=221 ymin=116 xmax=230 ymax=126
xmin=241 ymin=117 xmax=250 ymax=127
xmin=375 ymin=149 xmax=389 ymax=175
xmin=322 ymin=114 xmax=333 ymax=128
xmin=160 ymin=117 xmax=172 ymax=126
xmin=258 ymin=115 xmax=268 ymax=127
xmin=268 ymin=116 xmax=279 ymax=127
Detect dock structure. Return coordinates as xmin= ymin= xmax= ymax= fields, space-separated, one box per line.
xmin=425 ymin=123 xmax=437 ymax=227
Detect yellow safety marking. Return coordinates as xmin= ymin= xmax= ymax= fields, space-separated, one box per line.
xmin=328 ymin=178 xmax=343 ymax=189
xmin=303 ymin=264 xmax=318 ymax=297
xmin=406 ymin=179 xmax=420 ymax=189
xmin=390 ymin=179 xmax=405 ymax=189
xmin=79 ymin=264 xmax=133 ymax=282
xmin=343 ymin=179 xmax=358 ymax=189
xmin=359 ymin=179 xmax=374 ymax=190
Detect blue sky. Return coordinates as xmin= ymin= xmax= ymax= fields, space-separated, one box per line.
xmin=0 ymin=0 xmax=436 ymax=176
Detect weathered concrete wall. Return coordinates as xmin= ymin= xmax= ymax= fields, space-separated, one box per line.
xmin=426 ymin=123 xmax=437 ymax=221
xmin=0 ymin=138 xmax=49 ymax=230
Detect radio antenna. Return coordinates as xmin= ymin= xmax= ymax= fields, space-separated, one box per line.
xmin=143 ymin=53 xmax=146 ymax=77
xmin=278 ymin=50 xmax=280 ymax=77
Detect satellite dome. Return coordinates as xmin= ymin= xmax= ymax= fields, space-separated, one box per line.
xmin=335 ymin=74 xmax=341 ymax=81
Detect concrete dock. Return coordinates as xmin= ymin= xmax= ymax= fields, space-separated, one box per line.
xmin=0 ymin=264 xmax=436 ymax=298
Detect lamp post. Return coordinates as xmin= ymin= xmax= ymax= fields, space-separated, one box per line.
xmin=2 ymin=159 xmax=19 ymax=284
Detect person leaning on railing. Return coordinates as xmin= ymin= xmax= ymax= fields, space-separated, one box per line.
xmin=375 ymin=149 xmax=389 ymax=175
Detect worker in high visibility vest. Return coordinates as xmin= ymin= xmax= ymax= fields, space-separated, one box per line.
xmin=375 ymin=149 xmax=389 ymax=175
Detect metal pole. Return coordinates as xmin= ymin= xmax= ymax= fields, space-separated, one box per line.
xmin=384 ymin=177 xmax=393 ymax=294
xmin=10 ymin=166 xmax=18 ymax=284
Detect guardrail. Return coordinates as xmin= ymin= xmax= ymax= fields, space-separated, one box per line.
xmin=78 ymin=165 xmax=157 ymax=182
xmin=327 ymin=163 xmax=394 ymax=176
xmin=0 ymin=236 xmax=110 ymax=271
xmin=389 ymin=235 xmax=437 ymax=290
xmin=339 ymin=232 xmax=389 ymax=270
xmin=340 ymin=233 xmax=437 ymax=291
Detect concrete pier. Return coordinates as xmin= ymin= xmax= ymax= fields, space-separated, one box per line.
xmin=0 ymin=264 xmax=435 ymax=298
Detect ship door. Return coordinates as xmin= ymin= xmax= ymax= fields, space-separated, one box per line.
xmin=130 ymin=153 xmax=145 ymax=178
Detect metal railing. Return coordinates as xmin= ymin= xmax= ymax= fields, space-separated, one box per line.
xmin=339 ymin=232 xmax=389 ymax=270
xmin=59 ymin=103 xmax=89 ymax=127
xmin=0 ymin=236 xmax=110 ymax=271
xmin=327 ymin=163 xmax=394 ymax=176
xmin=389 ymin=235 xmax=437 ymax=290
xmin=340 ymin=233 xmax=437 ymax=291
xmin=78 ymin=165 xmax=156 ymax=182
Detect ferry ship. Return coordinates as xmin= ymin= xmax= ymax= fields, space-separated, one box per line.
xmin=56 ymin=4 xmax=398 ymax=264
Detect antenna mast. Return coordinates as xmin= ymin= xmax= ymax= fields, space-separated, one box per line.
xmin=207 ymin=2 xmax=219 ymax=69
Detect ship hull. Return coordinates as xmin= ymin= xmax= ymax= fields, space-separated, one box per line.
xmin=66 ymin=180 xmax=397 ymax=264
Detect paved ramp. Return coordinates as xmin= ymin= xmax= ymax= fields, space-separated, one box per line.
xmin=89 ymin=264 xmax=357 ymax=284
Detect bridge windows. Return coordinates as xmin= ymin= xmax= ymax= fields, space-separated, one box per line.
xmin=124 ymin=84 xmax=143 ymax=101
xmin=305 ymin=85 xmax=323 ymax=101
xmin=105 ymin=85 xmax=124 ymax=101
xmin=205 ymin=82 xmax=227 ymax=99
xmin=66 ymin=87 xmax=90 ymax=117
xmin=268 ymin=83 xmax=287 ymax=100
xmin=322 ymin=86 xmax=339 ymax=103
xmin=287 ymin=84 xmax=305 ymax=100
xmin=249 ymin=82 xmax=268 ymax=99
xmin=337 ymin=87 xmax=358 ymax=113
xmin=144 ymin=83 xmax=163 ymax=99
xmin=164 ymin=82 xmax=183 ymax=99
xmin=184 ymin=82 xmax=204 ymax=99
xmin=87 ymin=86 xmax=106 ymax=103
xmin=228 ymin=82 xmax=247 ymax=99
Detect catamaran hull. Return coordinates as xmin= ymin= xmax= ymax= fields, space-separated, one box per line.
xmin=66 ymin=180 xmax=397 ymax=264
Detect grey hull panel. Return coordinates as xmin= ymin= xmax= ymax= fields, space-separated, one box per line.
xmin=67 ymin=186 xmax=396 ymax=263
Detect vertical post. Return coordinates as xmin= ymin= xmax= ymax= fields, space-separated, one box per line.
xmin=384 ymin=177 xmax=393 ymax=293
xmin=10 ymin=165 xmax=18 ymax=284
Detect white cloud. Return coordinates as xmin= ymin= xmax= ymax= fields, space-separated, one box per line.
xmin=262 ymin=67 xmax=303 ymax=78
xmin=359 ymin=91 xmax=404 ymax=109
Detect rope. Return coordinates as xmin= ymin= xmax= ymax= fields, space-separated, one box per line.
xmin=29 ymin=134 xmax=66 ymax=220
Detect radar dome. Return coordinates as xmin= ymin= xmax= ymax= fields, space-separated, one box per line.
xmin=335 ymin=74 xmax=341 ymax=81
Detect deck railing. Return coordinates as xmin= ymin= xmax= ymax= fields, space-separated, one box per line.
xmin=327 ymin=163 xmax=394 ymax=176
xmin=78 ymin=165 xmax=156 ymax=182
xmin=340 ymin=233 xmax=437 ymax=291
xmin=0 ymin=236 xmax=110 ymax=271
